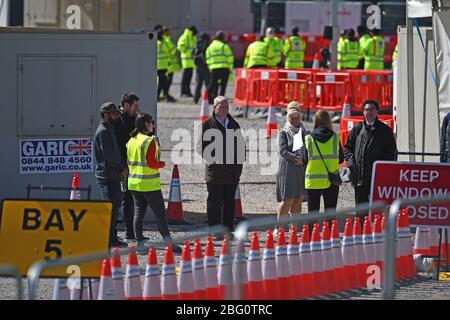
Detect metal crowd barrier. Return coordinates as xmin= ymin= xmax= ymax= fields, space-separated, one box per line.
xmin=383 ymin=194 xmax=450 ymax=300
xmin=0 ymin=264 xmax=23 ymax=300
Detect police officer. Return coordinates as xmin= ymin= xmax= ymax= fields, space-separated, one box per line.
xmin=363 ymin=28 xmax=385 ymax=71
xmin=177 ymin=25 xmax=198 ymax=97
xmin=337 ymin=29 xmax=347 ymax=70
xmin=342 ymin=28 xmax=360 ymax=70
xmin=157 ymin=30 xmax=176 ymax=102
xmin=283 ymin=26 xmax=306 ymax=69
xmin=206 ymin=31 xmax=234 ymax=105
xmin=264 ymin=27 xmax=283 ymax=68
xmin=244 ymin=34 xmax=271 ymax=69
xmin=357 ymin=25 xmax=371 ymax=69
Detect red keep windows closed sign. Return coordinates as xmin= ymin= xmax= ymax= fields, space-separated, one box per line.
xmin=370 ymin=161 xmax=450 ymax=227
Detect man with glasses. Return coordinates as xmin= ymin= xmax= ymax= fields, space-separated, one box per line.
xmin=344 ymin=100 xmax=398 ymax=211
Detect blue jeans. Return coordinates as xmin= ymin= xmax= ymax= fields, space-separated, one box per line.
xmin=97 ymin=179 xmax=123 ymax=241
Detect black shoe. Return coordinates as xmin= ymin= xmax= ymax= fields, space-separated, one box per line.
xmin=193 ymin=98 xmax=200 ymax=104
xmin=166 ymin=95 xmax=177 ymax=103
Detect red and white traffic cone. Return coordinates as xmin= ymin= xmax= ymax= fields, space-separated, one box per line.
xmin=192 ymin=239 xmax=207 ymax=300
xmin=353 ymin=217 xmax=366 ymax=288
xmin=288 ymin=225 xmax=304 ymax=299
xmin=52 ymin=279 xmax=70 ymax=300
xmin=143 ymin=247 xmax=162 ymax=300
xmin=299 ymin=224 xmax=316 ymax=298
xmin=204 ymin=236 xmax=221 ymax=300
xmin=265 ymin=106 xmax=278 ymax=138
xmin=321 ymin=222 xmax=338 ymax=293
xmin=262 ymin=230 xmax=280 ymax=299
xmin=362 ymin=216 xmax=376 ymax=288
xmin=247 ymin=232 xmax=264 ymax=300
xmin=70 ymin=173 xmax=81 ymax=200
xmin=276 ymin=227 xmax=294 ymax=299
xmin=199 ymin=90 xmax=210 ymax=123
xmin=218 ymin=238 xmax=233 ymax=300
xmin=98 ymin=258 xmax=115 ymax=300
xmin=342 ymin=95 xmax=351 ymax=118
xmin=310 ymin=224 xmax=327 ymax=295
xmin=372 ymin=216 xmax=384 ymax=275
xmin=167 ymin=165 xmax=187 ymax=225
xmin=312 ymin=52 xmax=321 ymax=69
xmin=178 ymin=241 xmax=197 ymax=300
xmin=414 ymin=228 xmax=431 ymax=255
xmin=234 ymin=184 xmax=245 ymax=222
xmin=161 ymin=245 xmax=178 ymax=300
xmin=232 ymin=240 xmax=251 ymax=300
xmin=124 ymin=246 xmax=142 ymax=300
xmin=342 ymin=218 xmax=357 ymax=290
xmin=397 ymin=210 xmax=416 ymax=279
xmin=331 ymin=220 xmax=348 ymax=292
xmin=440 ymin=229 xmax=450 ymax=266
xmin=110 ymin=247 xmax=125 ymax=300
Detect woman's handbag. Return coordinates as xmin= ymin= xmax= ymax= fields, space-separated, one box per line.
xmin=312 ymin=138 xmax=342 ymax=186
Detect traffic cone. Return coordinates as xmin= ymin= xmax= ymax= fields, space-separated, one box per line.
xmin=204 ymin=236 xmax=221 ymax=300
xmin=342 ymin=218 xmax=357 ymax=289
xmin=288 ymin=225 xmax=304 ymax=299
xmin=178 ymin=241 xmax=197 ymax=300
xmin=124 ymin=246 xmax=142 ymax=300
xmin=52 ymin=279 xmax=70 ymax=300
xmin=265 ymin=106 xmax=278 ymax=138
xmin=362 ymin=216 xmax=377 ymax=288
xmin=234 ymin=184 xmax=245 ymax=221
xmin=276 ymin=227 xmax=294 ymax=299
xmin=167 ymin=165 xmax=188 ymax=225
xmin=440 ymin=229 xmax=450 ymax=266
xmin=262 ymin=230 xmax=280 ymax=299
xmin=331 ymin=220 xmax=349 ymax=292
xmin=353 ymin=217 xmax=366 ymax=288
xmin=143 ymin=247 xmax=162 ymax=300
xmin=233 ymin=240 xmax=251 ymax=300
xmin=312 ymin=52 xmax=321 ymax=69
xmin=110 ymin=247 xmax=125 ymax=300
xmin=247 ymin=232 xmax=265 ymax=300
xmin=192 ymin=239 xmax=207 ymax=300
xmin=414 ymin=228 xmax=431 ymax=255
xmin=310 ymin=224 xmax=327 ymax=295
xmin=98 ymin=258 xmax=115 ymax=300
xmin=70 ymin=173 xmax=81 ymax=200
xmin=161 ymin=244 xmax=178 ymax=300
xmin=199 ymin=90 xmax=210 ymax=122
xmin=321 ymin=222 xmax=338 ymax=293
xmin=342 ymin=95 xmax=351 ymax=118
xmin=397 ymin=210 xmax=416 ymax=279
xmin=218 ymin=238 xmax=233 ymax=300
xmin=372 ymin=216 xmax=384 ymax=274
xmin=299 ymin=224 xmax=317 ymax=297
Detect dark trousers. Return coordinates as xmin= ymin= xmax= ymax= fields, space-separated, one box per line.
xmin=208 ymin=68 xmax=229 ymax=104
xmin=167 ymin=72 xmax=173 ymax=89
xmin=306 ymin=185 xmax=340 ymax=214
xmin=130 ymin=190 xmax=171 ymax=241
xmin=194 ymin=67 xmax=211 ymax=102
xmin=157 ymin=69 xmax=169 ymax=98
xmin=97 ymin=180 xmax=123 ymax=242
xmin=181 ymin=68 xmax=194 ymax=95
xmin=122 ymin=190 xmax=135 ymax=239
xmin=206 ymin=183 xmax=238 ymax=233
xmin=354 ymin=185 xmax=371 ymax=222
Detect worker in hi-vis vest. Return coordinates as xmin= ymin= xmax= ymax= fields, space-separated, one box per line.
xmin=283 ymin=26 xmax=306 ymax=69
xmin=177 ymin=25 xmax=198 ymax=97
xmin=244 ymin=34 xmax=272 ymax=69
xmin=342 ymin=28 xmax=360 ymax=70
xmin=264 ymin=27 xmax=283 ymax=67
xmin=357 ymin=25 xmax=372 ymax=69
xmin=363 ymin=28 xmax=385 ymax=71
xmin=337 ymin=29 xmax=348 ymax=70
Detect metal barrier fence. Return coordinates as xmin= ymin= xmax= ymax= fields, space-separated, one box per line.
xmin=383 ymin=194 xmax=450 ymax=300
xmin=0 ymin=264 xmax=23 ymax=300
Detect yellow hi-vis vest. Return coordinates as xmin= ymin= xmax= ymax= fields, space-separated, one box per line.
xmin=364 ymin=35 xmax=385 ymax=71
xmin=283 ymin=35 xmax=306 ymax=69
xmin=342 ymin=39 xmax=360 ymax=69
xmin=305 ymin=133 xmax=340 ymax=190
xmin=127 ymin=133 xmax=161 ymax=192
xmin=244 ymin=41 xmax=270 ymax=68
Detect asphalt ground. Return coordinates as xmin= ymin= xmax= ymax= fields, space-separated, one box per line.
xmin=1 ymin=72 xmax=450 ymax=300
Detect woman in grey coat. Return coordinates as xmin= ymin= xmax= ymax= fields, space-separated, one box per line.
xmin=276 ymin=103 xmax=308 ymax=225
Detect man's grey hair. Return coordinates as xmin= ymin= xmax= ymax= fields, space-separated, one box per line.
xmin=213 ymin=96 xmax=229 ymax=108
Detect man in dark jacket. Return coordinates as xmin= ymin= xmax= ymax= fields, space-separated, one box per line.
xmin=113 ymin=92 xmax=139 ymax=241
xmin=193 ymin=32 xmax=210 ymax=104
xmin=440 ymin=112 xmax=450 ymax=163
xmin=344 ymin=99 xmax=398 ymax=207
xmin=199 ymin=96 xmax=245 ymax=236
xmin=94 ymin=102 xmax=128 ymax=247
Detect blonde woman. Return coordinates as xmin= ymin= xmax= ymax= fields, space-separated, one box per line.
xmin=276 ymin=103 xmax=308 ymax=225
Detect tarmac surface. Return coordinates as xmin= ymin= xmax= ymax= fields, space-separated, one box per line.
xmin=1 ymin=72 xmax=450 ymax=300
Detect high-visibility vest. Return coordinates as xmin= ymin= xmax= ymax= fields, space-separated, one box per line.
xmin=364 ymin=35 xmax=385 ymax=70
xmin=127 ymin=133 xmax=161 ymax=192
xmin=304 ymin=133 xmax=340 ymax=190
xmin=359 ymin=34 xmax=372 ymax=59
xmin=177 ymin=29 xmax=197 ymax=69
xmin=206 ymin=40 xmax=234 ymax=70
xmin=283 ymin=35 xmax=306 ymax=69
xmin=264 ymin=36 xmax=283 ymax=67
xmin=157 ymin=39 xmax=171 ymax=70
xmin=164 ymin=35 xmax=181 ymax=74
xmin=337 ymin=37 xmax=345 ymax=70
xmin=342 ymin=39 xmax=360 ymax=69
xmin=244 ymin=41 xmax=270 ymax=68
